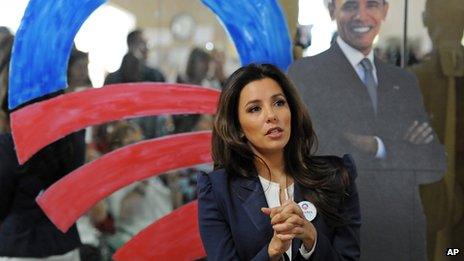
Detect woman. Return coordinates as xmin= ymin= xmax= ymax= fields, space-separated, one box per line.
xmin=198 ymin=64 xmax=360 ymax=260
xmin=0 ymin=36 xmax=85 ymax=260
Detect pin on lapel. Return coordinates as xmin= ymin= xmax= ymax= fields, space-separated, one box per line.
xmin=298 ymin=201 xmax=317 ymax=222
xmin=393 ymin=85 xmax=400 ymax=91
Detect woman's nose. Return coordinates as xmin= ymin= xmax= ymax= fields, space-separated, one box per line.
xmin=265 ymin=108 xmax=277 ymax=123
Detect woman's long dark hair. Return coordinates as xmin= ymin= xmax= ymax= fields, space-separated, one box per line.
xmin=212 ymin=63 xmax=349 ymax=226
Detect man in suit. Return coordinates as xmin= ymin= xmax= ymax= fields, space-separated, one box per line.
xmin=104 ymin=29 xmax=168 ymax=140
xmin=105 ymin=29 xmax=165 ymax=85
xmin=288 ymin=0 xmax=446 ymax=260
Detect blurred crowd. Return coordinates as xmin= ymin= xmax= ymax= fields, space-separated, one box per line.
xmin=68 ymin=29 xmax=224 ymax=261
xmin=0 ymin=27 xmax=223 ymax=261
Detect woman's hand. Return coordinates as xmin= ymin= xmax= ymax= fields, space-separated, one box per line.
xmin=262 ymin=205 xmax=293 ymax=259
xmin=262 ymin=201 xmax=317 ymax=252
xmin=267 ymin=231 xmax=293 ymax=260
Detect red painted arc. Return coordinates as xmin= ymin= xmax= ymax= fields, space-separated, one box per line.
xmin=113 ymin=201 xmax=205 ymax=261
xmin=36 ymin=131 xmax=212 ymax=232
xmin=10 ymin=83 xmax=220 ymax=164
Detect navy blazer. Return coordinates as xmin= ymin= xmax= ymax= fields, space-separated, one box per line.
xmin=198 ymin=155 xmax=361 ymax=261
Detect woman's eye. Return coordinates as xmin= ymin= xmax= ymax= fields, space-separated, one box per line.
xmin=275 ymin=99 xmax=286 ymax=106
xmin=247 ymin=106 xmax=261 ymax=113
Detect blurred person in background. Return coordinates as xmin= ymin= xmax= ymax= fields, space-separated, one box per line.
xmin=0 ymin=34 xmax=85 ymax=260
xmin=105 ymin=29 xmax=165 ymax=84
xmin=169 ymin=47 xmax=227 ymax=207
xmin=174 ymin=47 xmax=214 ymax=134
xmin=0 ymin=27 xmax=11 ymax=44
xmin=67 ymin=47 xmax=92 ymax=93
xmin=76 ymin=152 xmax=107 ymax=261
xmin=104 ymin=29 xmax=169 ymax=142
xmin=65 ymin=47 xmax=108 ymax=261
xmin=168 ymin=114 xmax=215 ymax=208
xmin=0 ymin=29 xmax=13 ymax=134
xmin=177 ymin=47 xmax=211 ymax=86
xmin=208 ymin=49 xmax=227 ymax=89
xmin=104 ymin=122 xmax=173 ymax=253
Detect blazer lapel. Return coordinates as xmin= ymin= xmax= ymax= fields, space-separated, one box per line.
xmin=231 ymin=176 xmax=271 ymax=233
xmin=374 ymin=57 xmax=394 ymax=118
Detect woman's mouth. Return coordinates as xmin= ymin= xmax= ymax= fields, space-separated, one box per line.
xmin=266 ymin=127 xmax=283 ymax=138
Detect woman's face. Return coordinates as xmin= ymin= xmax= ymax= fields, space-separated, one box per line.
xmin=238 ymin=78 xmax=291 ymax=156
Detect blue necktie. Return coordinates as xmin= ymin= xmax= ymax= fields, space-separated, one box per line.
xmin=360 ymin=58 xmax=378 ymax=114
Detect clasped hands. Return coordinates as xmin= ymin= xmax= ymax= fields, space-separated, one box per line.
xmin=261 ymin=200 xmax=317 ymax=260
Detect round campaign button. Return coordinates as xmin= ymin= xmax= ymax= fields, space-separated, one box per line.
xmin=298 ymin=201 xmax=317 ymax=222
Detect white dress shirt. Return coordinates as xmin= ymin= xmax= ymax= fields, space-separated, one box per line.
xmin=336 ymin=36 xmax=387 ymax=159
xmin=259 ymin=176 xmax=316 ymax=259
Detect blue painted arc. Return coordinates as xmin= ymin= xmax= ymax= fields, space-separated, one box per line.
xmin=8 ymin=0 xmax=106 ymax=109
xmin=8 ymin=0 xmax=292 ymax=109
xmin=201 ymin=0 xmax=292 ymax=71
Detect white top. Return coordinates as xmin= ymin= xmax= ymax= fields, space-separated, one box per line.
xmin=336 ymin=36 xmax=387 ymax=159
xmin=259 ymin=176 xmax=316 ymax=259
xmin=336 ymin=36 xmax=377 ymax=84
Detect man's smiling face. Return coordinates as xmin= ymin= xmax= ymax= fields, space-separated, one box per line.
xmin=329 ymin=0 xmax=389 ymax=55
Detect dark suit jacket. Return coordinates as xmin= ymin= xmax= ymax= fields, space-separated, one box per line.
xmin=104 ymin=64 xmax=165 ymax=85
xmin=0 ymin=131 xmax=85 ymax=257
xmin=198 ymin=155 xmax=360 ymax=261
xmin=288 ymin=43 xmax=446 ymax=260
xmin=288 ymin=43 xmax=446 ymax=175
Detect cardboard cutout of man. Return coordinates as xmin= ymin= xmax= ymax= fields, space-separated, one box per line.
xmin=410 ymin=0 xmax=464 ymax=260
xmin=289 ymin=0 xmax=446 ymax=260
